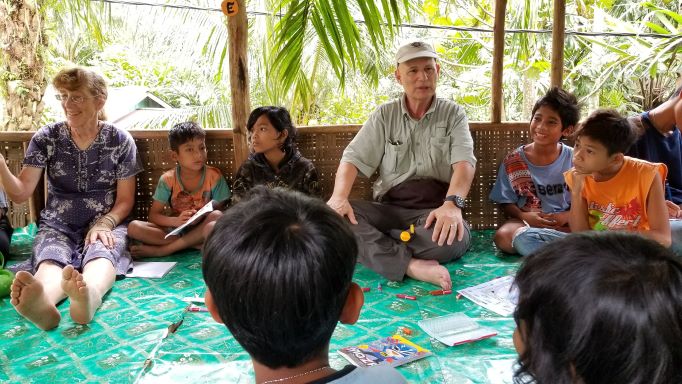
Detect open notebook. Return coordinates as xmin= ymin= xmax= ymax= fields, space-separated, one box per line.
xmin=126 ymin=261 xmax=177 ymax=278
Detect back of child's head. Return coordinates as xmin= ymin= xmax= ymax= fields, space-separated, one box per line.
xmin=202 ymin=186 xmax=358 ymax=368
xmin=513 ymin=232 xmax=682 ymax=384
xmin=531 ymin=87 xmax=580 ymax=130
xmin=574 ymin=109 xmax=637 ymax=155
xmin=246 ymin=106 xmax=297 ymax=152
xmin=168 ymin=121 xmax=206 ymax=151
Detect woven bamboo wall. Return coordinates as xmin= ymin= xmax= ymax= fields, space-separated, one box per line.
xmin=0 ymin=123 xmax=529 ymax=230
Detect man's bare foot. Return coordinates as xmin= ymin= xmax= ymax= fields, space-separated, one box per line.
xmin=130 ymin=244 xmax=170 ymax=258
xmin=62 ymin=266 xmax=100 ymax=324
xmin=406 ymin=259 xmax=452 ymax=290
xmin=10 ymin=271 xmax=61 ymax=330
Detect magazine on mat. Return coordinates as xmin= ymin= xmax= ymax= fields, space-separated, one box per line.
xmin=338 ymin=334 xmax=431 ymax=367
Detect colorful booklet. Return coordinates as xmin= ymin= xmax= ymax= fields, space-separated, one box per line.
xmin=338 ymin=334 xmax=432 ymax=367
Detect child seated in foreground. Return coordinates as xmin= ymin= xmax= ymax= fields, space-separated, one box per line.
xmin=490 ymin=87 xmax=579 ymax=254
xmin=231 ymin=106 xmax=320 ymax=203
xmin=128 ymin=122 xmax=230 ymax=257
xmin=203 ymin=186 xmax=406 ymax=384
xmin=513 ymin=232 xmax=682 ymax=384
xmin=512 ymin=109 xmax=671 ymax=255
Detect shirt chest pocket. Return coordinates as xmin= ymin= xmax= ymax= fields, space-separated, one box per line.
xmin=383 ymin=141 xmax=411 ymax=174
xmin=429 ymin=137 xmax=450 ymax=162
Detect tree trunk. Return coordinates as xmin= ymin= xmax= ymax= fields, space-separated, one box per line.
xmin=0 ymin=0 xmax=48 ymax=132
xmin=226 ymin=1 xmax=251 ymax=171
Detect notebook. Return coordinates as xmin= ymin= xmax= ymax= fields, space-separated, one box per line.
xmin=418 ymin=313 xmax=497 ymax=346
xmin=126 ymin=261 xmax=177 ymax=278
xmin=165 ymin=200 xmax=215 ymax=238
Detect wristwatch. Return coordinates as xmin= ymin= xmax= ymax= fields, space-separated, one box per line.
xmin=444 ymin=195 xmax=466 ymax=209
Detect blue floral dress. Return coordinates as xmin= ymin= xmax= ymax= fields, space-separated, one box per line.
xmin=20 ymin=122 xmax=143 ymax=275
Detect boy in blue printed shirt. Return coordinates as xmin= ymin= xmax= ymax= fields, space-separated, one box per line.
xmin=128 ymin=122 xmax=230 ymax=257
xmin=490 ymin=88 xmax=579 ymax=254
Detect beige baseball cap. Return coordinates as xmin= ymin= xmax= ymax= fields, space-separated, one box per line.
xmin=395 ymin=41 xmax=438 ymax=64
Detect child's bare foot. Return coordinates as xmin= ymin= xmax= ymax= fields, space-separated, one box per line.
xmin=406 ymin=259 xmax=452 ymax=290
xmin=10 ymin=271 xmax=61 ymax=330
xmin=130 ymin=244 xmax=170 ymax=258
xmin=62 ymin=266 xmax=100 ymax=324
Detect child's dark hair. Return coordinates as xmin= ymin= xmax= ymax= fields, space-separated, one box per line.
xmin=246 ymin=106 xmax=297 ymax=153
xmin=513 ymin=232 xmax=682 ymax=384
xmin=202 ymin=186 xmax=358 ymax=368
xmin=168 ymin=121 xmax=206 ymax=151
xmin=531 ymin=87 xmax=580 ymax=130
xmin=573 ymin=109 xmax=637 ymax=155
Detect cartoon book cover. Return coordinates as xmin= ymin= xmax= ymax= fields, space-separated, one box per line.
xmin=338 ymin=334 xmax=432 ymax=368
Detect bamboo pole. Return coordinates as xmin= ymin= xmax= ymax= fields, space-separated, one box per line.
xmin=551 ymin=0 xmax=566 ymax=88
xmin=225 ymin=0 xmax=251 ymax=172
xmin=491 ymin=0 xmax=507 ymax=123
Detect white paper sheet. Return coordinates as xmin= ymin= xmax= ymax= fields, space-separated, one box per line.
xmin=418 ymin=313 xmax=497 ymax=346
xmin=457 ymin=275 xmax=518 ymax=316
xmin=126 ymin=261 xmax=177 ymax=278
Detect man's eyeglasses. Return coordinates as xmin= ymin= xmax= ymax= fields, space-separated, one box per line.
xmin=55 ymin=94 xmax=98 ymax=104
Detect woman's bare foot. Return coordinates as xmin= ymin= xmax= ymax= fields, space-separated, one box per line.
xmin=406 ymin=259 xmax=452 ymax=290
xmin=62 ymin=266 xmax=100 ymax=324
xmin=10 ymin=271 xmax=61 ymax=330
xmin=130 ymin=244 xmax=170 ymax=258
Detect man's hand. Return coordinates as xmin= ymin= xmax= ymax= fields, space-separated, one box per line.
xmin=666 ymin=200 xmax=682 ymax=219
xmin=425 ymin=203 xmax=464 ymax=246
xmin=326 ymin=196 xmax=358 ymax=224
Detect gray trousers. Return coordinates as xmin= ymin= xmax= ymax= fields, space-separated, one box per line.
xmin=350 ymin=200 xmax=471 ymax=281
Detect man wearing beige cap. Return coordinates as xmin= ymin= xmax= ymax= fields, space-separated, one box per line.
xmin=327 ymin=40 xmax=476 ymax=289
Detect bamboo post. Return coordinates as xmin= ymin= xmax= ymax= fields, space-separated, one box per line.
xmin=224 ymin=0 xmax=251 ymax=171
xmin=491 ymin=0 xmax=507 ymax=123
xmin=551 ymin=0 xmax=566 ymax=88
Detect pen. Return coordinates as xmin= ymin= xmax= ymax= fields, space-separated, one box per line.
xmin=361 ymin=287 xmax=371 ymax=292
xmin=429 ymin=289 xmax=452 ymax=296
xmin=188 ymin=305 xmax=209 ymax=312
xmin=396 ymin=294 xmax=416 ymax=300
xmin=378 ymin=282 xmax=382 ymax=293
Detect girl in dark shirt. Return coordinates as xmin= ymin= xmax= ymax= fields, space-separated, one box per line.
xmin=231 ymin=106 xmax=320 ymax=202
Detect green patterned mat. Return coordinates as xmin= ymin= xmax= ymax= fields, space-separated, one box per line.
xmin=0 ymin=228 xmax=521 ymax=384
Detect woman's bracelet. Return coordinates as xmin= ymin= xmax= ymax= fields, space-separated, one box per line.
xmin=95 ymin=214 xmax=117 ymax=230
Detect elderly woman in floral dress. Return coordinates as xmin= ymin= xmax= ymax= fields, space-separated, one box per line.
xmin=1 ymin=67 xmax=142 ymax=330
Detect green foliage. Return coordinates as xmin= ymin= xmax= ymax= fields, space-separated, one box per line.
xmin=8 ymin=0 xmax=682 ymax=129
xmin=270 ymin=0 xmax=412 ymax=94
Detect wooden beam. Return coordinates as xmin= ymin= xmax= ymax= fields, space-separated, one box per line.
xmin=226 ymin=1 xmax=251 ymax=172
xmin=551 ymin=0 xmax=566 ymax=88
xmin=491 ymin=0 xmax=507 ymax=123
